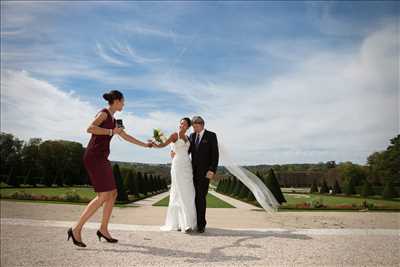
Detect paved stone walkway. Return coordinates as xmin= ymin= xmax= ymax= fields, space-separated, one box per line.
xmin=126 ymin=191 xmax=170 ymax=207
xmin=208 ymin=190 xmax=258 ymax=210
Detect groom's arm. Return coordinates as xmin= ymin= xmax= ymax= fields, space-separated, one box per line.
xmin=208 ymin=132 xmax=219 ymax=174
xmin=188 ymin=133 xmax=193 ymax=155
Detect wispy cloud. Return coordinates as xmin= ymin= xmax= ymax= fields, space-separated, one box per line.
xmin=95 ymin=42 xmax=129 ymax=66
xmin=110 ymin=41 xmax=162 ymax=64
xmin=120 ymin=24 xmax=179 ymax=39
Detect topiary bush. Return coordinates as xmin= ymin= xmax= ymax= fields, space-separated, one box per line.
xmin=361 ymin=180 xmax=374 ymax=197
xmin=319 ymin=179 xmax=329 ymax=194
xmin=344 ymin=177 xmax=357 ymax=195
xmin=382 ymin=180 xmax=399 ymax=199
xmin=310 ymin=179 xmax=318 ymax=193
xmin=113 ymin=164 xmax=128 ymax=202
xmin=332 ymin=179 xmax=342 ymax=194
xmin=265 ymin=169 xmax=286 ymax=204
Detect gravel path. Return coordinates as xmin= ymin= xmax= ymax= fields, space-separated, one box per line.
xmin=208 ymin=191 xmax=257 ymax=210
xmin=2 ymin=200 xmax=399 ymax=229
xmin=1 ymin=200 xmax=399 ymax=266
xmin=1 ymin=218 xmax=399 ymax=267
xmin=126 ymin=191 xmax=170 ymax=207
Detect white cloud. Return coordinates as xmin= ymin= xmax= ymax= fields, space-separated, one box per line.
xmin=0 ymin=70 xmax=182 ymax=163
xmin=1 ymin=11 xmax=398 ymax=165
xmin=147 ymin=23 xmax=399 ymax=165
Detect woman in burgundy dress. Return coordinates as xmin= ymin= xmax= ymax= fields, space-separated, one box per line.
xmin=67 ymin=90 xmax=152 ymax=247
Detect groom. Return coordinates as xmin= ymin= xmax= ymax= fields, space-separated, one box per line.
xmin=189 ymin=116 xmax=219 ymax=233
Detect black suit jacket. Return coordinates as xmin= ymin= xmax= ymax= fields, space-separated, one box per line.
xmin=189 ymin=130 xmax=219 ymax=180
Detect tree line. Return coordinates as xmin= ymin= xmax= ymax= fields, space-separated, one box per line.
xmin=0 ymin=133 xmax=169 ymax=197
xmin=0 ymin=133 xmax=88 ymax=187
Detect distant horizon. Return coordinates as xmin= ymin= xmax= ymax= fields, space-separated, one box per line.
xmin=4 ymin=129 xmax=393 ymax=167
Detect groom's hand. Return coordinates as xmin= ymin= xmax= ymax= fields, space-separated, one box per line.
xmin=206 ymin=171 xmax=215 ymax=180
xmin=170 ymin=151 xmax=176 ymax=158
xmin=146 ymin=142 xmax=153 ymax=148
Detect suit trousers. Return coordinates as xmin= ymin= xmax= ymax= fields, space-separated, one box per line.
xmin=193 ymin=176 xmax=210 ymax=229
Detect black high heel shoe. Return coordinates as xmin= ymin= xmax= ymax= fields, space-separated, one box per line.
xmin=67 ymin=228 xmax=86 ymax=247
xmin=97 ymin=230 xmax=118 ymax=243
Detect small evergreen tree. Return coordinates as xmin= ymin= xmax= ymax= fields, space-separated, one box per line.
xmin=225 ymin=179 xmax=232 ymax=194
xmin=228 ymin=177 xmax=236 ymax=194
xmin=361 ymin=180 xmax=374 ymax=197
xmin=238 ymin=183 xmax=249 ymax=199
xmin=231 ymin=178 xmax=240 ymax=196
xmin=127 ymin=170 xmax=139 ymax=196
xmin=156 ymin=176 xmax=162 ymax=192
xmin=113 ymin=164 xmax=128 ymax=202
xmin=216 ymin=180 xmax=223 ymax=192
xmin=382 ymin=180 xmax=399 ymax=199
xmin=143 ymin=173 xmax=149 ymax=195
xmin=332 ymin=179 xmax=342 ymax=195
xmin=137 ymin=172 xmax=144 ymax=195
xmin=247 ymin=189 xmax=256 ymax=201
xmin=265 ymin=169 xmax=286 ymax=204
xmin=319 ymin=179 xmax=329 ymax=194
xmin=149 ymin=174 xmax=155 ymax=193
xmin=310 ymin=179 xmax=318 ymax=193
xmin=234 ymin=180 xmax=244 ymax=197
xmin=344 ymin=176 xmax=356 ymax=195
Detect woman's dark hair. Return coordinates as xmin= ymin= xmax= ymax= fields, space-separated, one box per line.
xmin=103 ymin=90 xmax=124 ymax=104
xmin=181 ymin=117 xmax=192 ymax=127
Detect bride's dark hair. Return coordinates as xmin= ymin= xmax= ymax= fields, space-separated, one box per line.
xmin=181 ymin=117 xmax=192 ymax=127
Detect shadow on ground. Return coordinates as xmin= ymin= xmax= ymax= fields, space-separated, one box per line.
xmin=79 ymin=228 xmax=312 ymax=264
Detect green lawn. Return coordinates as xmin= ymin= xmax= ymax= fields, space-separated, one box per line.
xmin=0 ymin=187 xmax=162 ymax=204
xmin=0 ymin=187 xmax=96 ymax=199
xmin=281 ymin=193 xmax=400 ymax=209
xmin=153 ymin=193 xmax=234 ymax=208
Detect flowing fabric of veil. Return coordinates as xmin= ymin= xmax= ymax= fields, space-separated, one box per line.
xmin=219 ymin=142 xmax=280 ymax=213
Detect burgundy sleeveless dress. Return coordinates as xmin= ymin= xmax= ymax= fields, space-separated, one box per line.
xmin=83 ymin=108 xmax=116 ymax=192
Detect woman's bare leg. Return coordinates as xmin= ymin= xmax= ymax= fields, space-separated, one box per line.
xmin=72 ymin=191 xmax=112 ymax=241
xmin=99 ymin=189 xmax=118 ymax=237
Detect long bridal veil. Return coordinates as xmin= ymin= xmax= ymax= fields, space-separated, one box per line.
xmin=219 ymin=143 xmax=280 ymax=213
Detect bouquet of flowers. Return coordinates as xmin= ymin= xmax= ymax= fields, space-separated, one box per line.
xmin=152 ymin=128 xmax=167 ymax=145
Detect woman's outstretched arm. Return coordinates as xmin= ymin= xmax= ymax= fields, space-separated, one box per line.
xmin=152 ymin=133 xmax=178 ymax=148
xmin=118 ymin=130 xmax=152 ymax=148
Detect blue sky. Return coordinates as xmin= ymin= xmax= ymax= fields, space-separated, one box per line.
xmin=1 ymin=1 xmax=399 ymax=165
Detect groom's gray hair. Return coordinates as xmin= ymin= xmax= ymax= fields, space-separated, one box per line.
xmin=192 ymin=116 xmax=205 ymax=125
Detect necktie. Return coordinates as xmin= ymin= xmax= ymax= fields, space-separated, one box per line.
xmin=195 ymin=134 xmax=201 ymax=147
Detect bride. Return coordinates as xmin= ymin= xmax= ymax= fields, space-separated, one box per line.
xmin=152 ymin=118 xmax=197 ymax=233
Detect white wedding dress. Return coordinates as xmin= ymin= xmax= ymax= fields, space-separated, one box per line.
xmin=160 ymin=136 xmax=197 ymax=232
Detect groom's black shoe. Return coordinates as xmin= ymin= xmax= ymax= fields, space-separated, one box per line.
xmin=197 ymin=228 xmax=205 ymax=233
